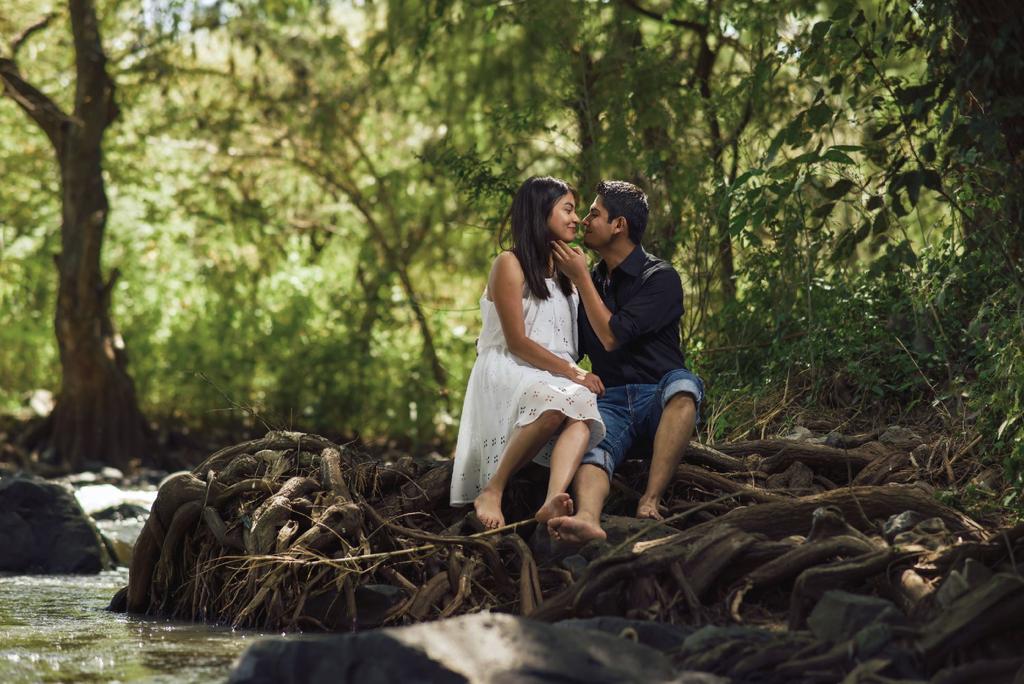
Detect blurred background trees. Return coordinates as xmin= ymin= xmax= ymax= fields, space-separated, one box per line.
xmin=1 ymin=0 xmax=1021 ymax=492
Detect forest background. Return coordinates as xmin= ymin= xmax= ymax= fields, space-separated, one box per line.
xmin=1 ymin=0 xmax=1021 ymax=512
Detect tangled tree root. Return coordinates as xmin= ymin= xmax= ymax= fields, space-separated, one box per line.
xmin=112 ymin=431 xmax=566 ymax=629
xmin=111 ymin=429 xmax=1024 ymax=681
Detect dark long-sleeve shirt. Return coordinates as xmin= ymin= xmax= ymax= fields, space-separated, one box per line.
xmin=577 ymin=246 xmax=686 ymax=386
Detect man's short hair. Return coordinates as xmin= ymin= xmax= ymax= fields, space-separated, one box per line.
xmin=596 ymin=180 xmax=648 ymax=244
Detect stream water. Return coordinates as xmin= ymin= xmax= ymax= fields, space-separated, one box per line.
xmin=0 ymin=483 xmax=264 ymax=683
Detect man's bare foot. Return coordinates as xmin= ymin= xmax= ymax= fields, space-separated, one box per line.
xmin=474 ymin=487 xmax=505 ymax=529
xmin=535 ymin=492 xmax=574 ymax=524
xmin=547 ymin=515 xmax=606 ymax=543
xmin=636 ymin=496 xmax=664 ymax=520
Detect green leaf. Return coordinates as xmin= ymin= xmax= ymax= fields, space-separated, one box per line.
xmin=823 ymin=148 xmax=856 ymax=164
xmin=765 ymin=129 xmax=786 ymax=164
xmin=866 ymin=195 xmax=884 ymax=210
xmin=921 ymin=141 xmax=936 ymax=162
xmin=812 ymin=202 xmax=837 ymax=218
xmin=872 ymin=122 xmax=899 ymax=140
xmin=732 ymin=168 xmax=764 ymax=187
xmin=831 ymin=0 xmax=855 ymax=20
xmin=872 ymin=211 xmax=889 ymax=235
xmin=904 ymin=170 xmax=923 ymax=206
xmin=822 ymin=178 xmax=855 ymax=200
xmin=855 ymin=219 xmax=871 ymax=242
xmin=811 ymin=21 xmax=832 ymax=43
xmin=807 ymin=102 xmax=833 ymax=128
xmin=922 ymin=169 xmax=942 ymax=192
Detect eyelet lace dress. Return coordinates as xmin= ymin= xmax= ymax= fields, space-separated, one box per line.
xmin=450 ymin=278 xmax=606 ymax=505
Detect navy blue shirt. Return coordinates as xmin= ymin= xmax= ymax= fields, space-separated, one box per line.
xmin=577 ymin=246 xmax=686 ymax=386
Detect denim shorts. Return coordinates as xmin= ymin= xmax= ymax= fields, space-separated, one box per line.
xmin=580 ymin=368 xmax=704 ymax=479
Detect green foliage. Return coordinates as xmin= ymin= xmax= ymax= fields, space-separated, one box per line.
xmin=1 ymin=0 xmax=1022 ymax=484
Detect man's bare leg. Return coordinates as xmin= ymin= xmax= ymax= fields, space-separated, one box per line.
xmin=637 ymin=394 xmax=696 ymax=520
xmin=535 ymin=419 xmax=589 ymax=523
xmin=475 ymin=410 xmax=564 ymax=529
xmin=547 ymin=463 xmax=608 ymax=542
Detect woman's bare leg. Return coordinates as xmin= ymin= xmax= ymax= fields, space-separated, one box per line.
xmin=535 ymin=419 xmax=590 ymax=524
xmin=475 ymin=410 xmax=565 ymax=528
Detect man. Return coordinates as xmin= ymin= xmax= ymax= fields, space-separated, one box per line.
xmin=549 ymin=180 xmax=704 ymax=542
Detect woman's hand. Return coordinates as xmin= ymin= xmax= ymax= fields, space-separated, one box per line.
xmin=567 ymin=364 xmax=605 ymax=395
xmin=552 ymin=240 xmax=590 ymax=285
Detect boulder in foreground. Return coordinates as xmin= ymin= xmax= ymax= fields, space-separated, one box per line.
xmin=227 ymin=611 xmax=719 ymax=684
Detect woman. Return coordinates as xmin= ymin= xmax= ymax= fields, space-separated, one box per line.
xmin=450 ymin=176 xmax=606 ymax=529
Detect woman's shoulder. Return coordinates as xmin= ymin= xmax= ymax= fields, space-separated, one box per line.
xmin=489 ymin=250 xmax=525 ymax=280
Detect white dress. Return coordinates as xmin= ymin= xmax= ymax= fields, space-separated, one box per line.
xmin=450 ymin=278 xmax=606 ymax=505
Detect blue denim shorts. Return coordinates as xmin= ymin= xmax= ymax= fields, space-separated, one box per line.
xmin=580 ymin=368 xmax=704 ymax=479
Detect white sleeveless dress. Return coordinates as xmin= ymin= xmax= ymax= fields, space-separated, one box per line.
xmin=450 ymin=278 xmax=606 ymax=505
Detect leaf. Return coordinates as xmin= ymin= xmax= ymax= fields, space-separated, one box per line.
xmin=866 ymin=195 xmax=884 ymax=210
xmin=855 ymin=219 xmax=871 ymax=241
xmin=729 ymin=210 xmax=750 ymax=236
xmin=822 ymin=178 xmax=855 ymax=200
xmin=823 ymin=148 xmax=856 ymax=164
xmin=831 ymin=228 xmax=857 ymax=262
xmin=765 ymin=129 xmax=787 ymax=164
xmin=904 ymin=170 xmax=923 ymax=206
xmin=807 ymin=102 xmax=834 ymax=128
xmin=811 ymin=21 xmax=832 ymax=43
xmin=831 ymin=0 xmax=855 ymax=20
xmin=872 ymin=211 xmax=889 ymax=235
xmin=922 ymin=169 xmax=942 ymax=192
xmin=921 ymin=141 xmax=936 ymax=162
xmin=732 ymin=168 xmax=764 ymax=187
xmin=829 ymin=75 xmax=844 ymax=93
xmin=872 ymin=123 xmax=899 ymax=140
xmin=812 ymin=202 xmax=837 ymax=218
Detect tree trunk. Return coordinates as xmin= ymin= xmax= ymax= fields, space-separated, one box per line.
xmin=1 ymin=0 xmax=151 ymax=471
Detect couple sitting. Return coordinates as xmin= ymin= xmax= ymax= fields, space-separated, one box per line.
xmin=449 ymin=177 xmax=704 ymax=543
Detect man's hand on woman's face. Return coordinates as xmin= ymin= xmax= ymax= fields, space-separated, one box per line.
xmin=552 ymin=240 xmax=589 ymax=284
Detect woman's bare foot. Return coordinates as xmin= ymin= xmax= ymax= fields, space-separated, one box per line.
xmin=535 ymin=492 xmax=574 ymax=524
xmin=474 ymin=487 xmax=505 ymax=529
xmin=547 ymin=514 xmax=606 ymax=543
xmin=636 ymin=495 xmax=664 ymax=520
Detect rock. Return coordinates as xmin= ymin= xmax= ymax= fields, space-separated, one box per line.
xmin=782 ymin=425 xmax=814 ymax=441
xmin=936 ymin=558 xmax=994 ymax=608
xmin=878 ymin=426 xmax=923 ymax=451
xmin=883 ymin=511 xmax=928 ymax=542
xmin=676 ymin=625 xmax=775 ymax=660
xmin=806 ymin=591 xmax=904 ymax=643
xmin=556 ymin=616 xmax=693 ymax=652
xmin=892 ymin=517 xmax=953 ymax=551
xmin=228 ymin=611 xmax=679 ymax=684
xmin=91 ymin=502 xmax=150 ymax=521
xmin=0 ymin=476 xmax=112 ymax=573
xmin=101 ymin=532 xmax=134 ymax=566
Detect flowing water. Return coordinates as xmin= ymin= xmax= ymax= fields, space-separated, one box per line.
xmin=0 ymin=483 xmax=264 ymax=683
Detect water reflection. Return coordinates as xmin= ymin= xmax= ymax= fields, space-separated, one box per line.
xmin=0 ymin=569 xmax=263 ymax=683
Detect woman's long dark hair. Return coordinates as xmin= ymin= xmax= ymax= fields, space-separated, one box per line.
xmin=503 ymin=176 xmax=576 ymax=300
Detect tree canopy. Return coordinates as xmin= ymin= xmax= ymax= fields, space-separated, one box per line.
xmin=2 ymin=0 xmax=1022 ymax=491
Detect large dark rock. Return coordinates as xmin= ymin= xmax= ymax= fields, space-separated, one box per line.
xmin=228 ymin=611 xmax=686 ymax=684
xmin=0 ymin=476 xmax=111 ymax=573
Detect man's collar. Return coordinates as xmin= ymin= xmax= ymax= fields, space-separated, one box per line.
xmin=617 ymin=245 xmax=645 ymax=276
